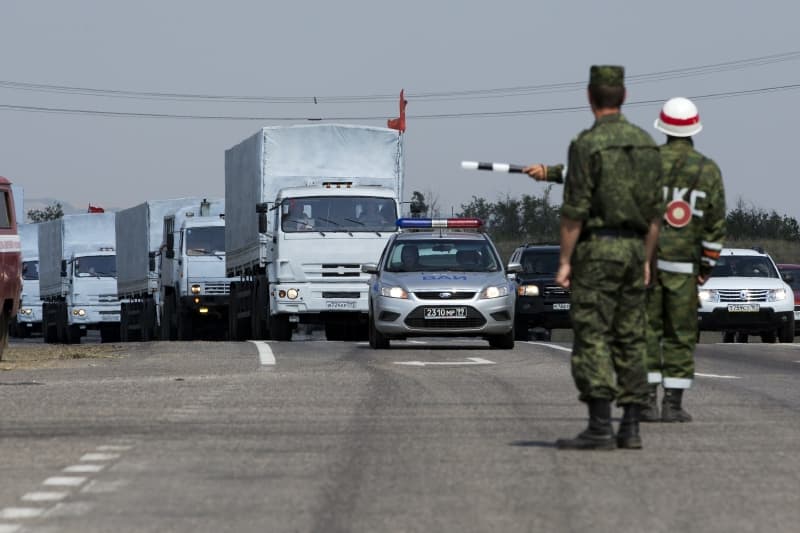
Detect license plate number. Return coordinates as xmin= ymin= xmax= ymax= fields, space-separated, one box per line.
xmin=424 ymin=307 xmax=467 ymax=319
xmin=326 ymin=301 xmax=357 ymax=310
xmin=552 ymin=303 xmax=570 ymax=310
xmin=794 ymin=311 xmax=800 ymax=320
xmin=728 ymin=304 xmax=759 ymax=312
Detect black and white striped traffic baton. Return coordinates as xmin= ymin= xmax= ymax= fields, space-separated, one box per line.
xmin=461 ymin=161 xmax=526 ymax=173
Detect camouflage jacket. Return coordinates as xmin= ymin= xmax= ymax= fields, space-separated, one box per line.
xmin=657 ymin=138 xmax=726 ymax=276
xmin=561 ymin=113 xmax=662 ymax=236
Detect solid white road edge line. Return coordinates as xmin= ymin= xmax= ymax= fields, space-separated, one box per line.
xmin=524 ymin=341 xmax=572 ymax=353
xmin=394 ymin=357 xmax=495 ymax=367
xmin=250 ymin=340 xmax=276 ymax=366
xmin=695 ymin=372 xmax=741 ymax=379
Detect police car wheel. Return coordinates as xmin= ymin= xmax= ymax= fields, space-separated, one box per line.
xmin=368 ymin=314 xmax=390 ymax=349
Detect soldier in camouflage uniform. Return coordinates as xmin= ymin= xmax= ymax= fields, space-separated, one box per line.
xmin=643 ymin=97 xmax=726 ymax=423
xmin=525 ymin=66 xmax=663 ymax=450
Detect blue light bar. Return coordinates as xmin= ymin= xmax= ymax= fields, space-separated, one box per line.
xmin=396 ymin=218 xmax=483 ymax=229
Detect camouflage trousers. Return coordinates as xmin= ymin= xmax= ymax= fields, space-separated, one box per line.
xmin=646 ymin=269 xmax=697 ymax=389
xmin=569 ymin=238 xmax=649 ymax=406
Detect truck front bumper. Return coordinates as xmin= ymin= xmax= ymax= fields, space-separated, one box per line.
xmin=271 ymin=282 xmax=368 ymax=315
xmin=67 ymin=304 xmax=121 ymax=326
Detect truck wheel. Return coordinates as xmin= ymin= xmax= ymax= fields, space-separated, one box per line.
xmin=368 ymin=314 xmax=389 ymax=349
xmin=142 ymin=300 xmax=157 ymax=341
xmin=100 ymin=324 xmax=120 ymax=343
xmin=778 ymin=320 xmax=795 ymax=343
xmin=269 ymin=314 xmax=292 ymax=341
xmin=489 ymin=330 xmax=515 ymax=349
xmin=65 ymin=325 xmax=82 ymax=344
xmin=251 ymin=281 xmax=268 ymax=340
xmin=0 ymin=312 xmax=9 ymax=361
xmin=325 ymin=322 xmax=343 ymax=341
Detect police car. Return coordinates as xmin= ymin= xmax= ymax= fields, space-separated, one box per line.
xmin=362 ymin=218 xmax=519 ymax=349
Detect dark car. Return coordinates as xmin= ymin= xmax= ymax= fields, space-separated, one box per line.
xmin=777 ymin=263 xmax=800 ymax=335
xmin=508 ymin=244 xmax=571 ymax=341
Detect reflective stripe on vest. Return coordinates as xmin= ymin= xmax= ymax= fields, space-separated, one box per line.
xmin=657 ymin=259 xmax=695 ymax=274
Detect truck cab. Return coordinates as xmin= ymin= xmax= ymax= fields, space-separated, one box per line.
xmin=0 ymin=177 xmax=22 ymax=359
xmin=13 ymin=224 xmax=42 ymax=338
xmin=160 ymin=199 xmax=233 ymax=340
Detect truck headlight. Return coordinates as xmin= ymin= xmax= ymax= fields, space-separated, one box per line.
xmin=698 ymin=289 xmax=718 ymax=303
xmin=517 ymin=284 xmax=540 ymax=297
xmin=21 ymin=308 xmax=32 ymax=315
xmin=767 ymin=289 xmax=787 ymax=302
xmin=72 ymin=308 xmax=86 ymax=317
xmin=481 ymin=285 xmax=509 ymax=299
xmin=287 ymin=288 xmax=299 ymax=300
xmin=380 ymin=285 xmax=408 ymax=299
xmin=191 ymin=284 xmax=201 ymax=295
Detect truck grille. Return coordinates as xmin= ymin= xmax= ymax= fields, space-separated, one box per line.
xmin=98 ymin=294 xmax=118 ymax=303
xmin=323 ymin=292 xmax=361 ymax=299
xmin=204 ymin=282 xmax=230 ymax=295
xmin=413 ymin=291 xmax=476 ymax=300
xmin=404 ymin=306 xmax=486 ymax=329
xmin=717 ymin=289 xmax=769 ymax=303
xmin=303 ymin=264 xmax=366 ymax=281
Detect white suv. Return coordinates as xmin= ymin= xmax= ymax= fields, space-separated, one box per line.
xmin=698 ymin=248 xmax=795 ymax=343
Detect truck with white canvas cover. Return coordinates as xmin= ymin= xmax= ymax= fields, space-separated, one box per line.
xmin=160 ymin=198 xmax=234 ymax=340
xmin=39 ymin=213 xmax=120 ymax=343
xmin=116 ymin=198 xmax=201 ymax=341
xmin=13 ymin=223 xmax=42 ymax=337
xmin=226 ymin=124 xmax=403 ymax=341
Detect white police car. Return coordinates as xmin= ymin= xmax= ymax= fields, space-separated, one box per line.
xmin=362 ymin=218 xmax=520 ymax=349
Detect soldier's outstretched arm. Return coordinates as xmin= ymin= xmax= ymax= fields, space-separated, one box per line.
xmin=523 ymin=163 xmax=566 ymax=183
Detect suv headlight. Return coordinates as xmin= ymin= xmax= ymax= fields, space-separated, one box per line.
xmin=380 ymin=285 xmax=408 ymax=299
xmin=481 ymin=285 xmax=510 ymax=299
xmin=517 ymin=284 xmax=540 ymax=297
xmin=698 ymin=289 xmax=719 ymax=303
xmin=767 ymin=288 xmax=787 ymax=302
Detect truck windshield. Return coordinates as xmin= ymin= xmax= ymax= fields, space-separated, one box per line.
xmin=75 ymin=255 xmax=117 ymax=278
xmin=711 ymin=256 xmax=780 ymax=278
xmin=22 ymin=260 xmax=39 ymax=280
xmin=186 ymin=226 xmax=225 ymax=256
xmin=386 ymin=240 xmax=501 ymax=273
xmin=281 ymin=197 xmax=396 ymax=233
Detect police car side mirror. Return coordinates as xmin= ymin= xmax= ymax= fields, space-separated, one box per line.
xmin=506 ymin=262 xmax=523 ymax=274
xmin=361 ymin=263 xmax=379 ymax=275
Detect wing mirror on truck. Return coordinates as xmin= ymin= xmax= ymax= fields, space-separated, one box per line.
xmin=149 ymin=252 xmax=157 ymax=272
xmin=256 ymin=202 xmax=270 ymax=233
xmin=61 ymin=259 xmax=68 ymax=277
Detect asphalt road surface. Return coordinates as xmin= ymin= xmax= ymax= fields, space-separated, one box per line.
xmin=2 ymin=335 xmax=799 ymax=533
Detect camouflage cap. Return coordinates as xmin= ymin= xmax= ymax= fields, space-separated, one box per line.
xmin=589 ymin=65 xmax=625 ymax=87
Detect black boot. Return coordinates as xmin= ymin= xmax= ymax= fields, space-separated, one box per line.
xmin=556 ymin=399 xmax=615 ymax=450
xmin=617 ymin=404 xmax=643 ymax=449
xmin=640 ymin=385 xmax=660 ymax=422
xmin=661 ymin=388 xmax=692 ymax=422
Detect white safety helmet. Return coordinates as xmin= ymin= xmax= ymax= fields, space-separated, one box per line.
xmin=654 ymin=97 xmax=702 ymax=137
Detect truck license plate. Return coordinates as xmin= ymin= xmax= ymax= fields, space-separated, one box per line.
xmin=326 ymin=301 xmax=357 ymax=310
xmin=794 ymin=311 xmax=800 ymax=320
xmin=424 ymin=307 xmax=467 ymax=319
xmin=552 ymin=303 xmax=570 ymax=310
xmin=728 ymin=304 xmax=759 ymax=312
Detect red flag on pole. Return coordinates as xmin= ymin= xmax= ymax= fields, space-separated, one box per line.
xmin=387 ymin=89 xmax=407 ymax=132
xmin=88 ymin=204 xmax=105 ymax=213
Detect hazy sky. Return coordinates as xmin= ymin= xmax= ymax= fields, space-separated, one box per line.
xmin=2 ymin=1 xmax=799 ymax=221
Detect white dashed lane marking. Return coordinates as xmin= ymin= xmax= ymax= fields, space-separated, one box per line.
xmin=524 ymin=341 xmax=572 ymax=353
xmin=250 ymin=340 xmax=276 ymax=366
xmin=43 ymin=476 xmax=87 ymax=487
xmin=696 ymin=372 xmax=741 ymax=379
xmin=80 ymin=453 xmax=120 ymax=462
xmin=21 ymin=492 xmax=68 ymax=502
xmin=0 ymin=508 xmax=43 ymax=519
xmin=64 ymin=464 xmax=106 ymax=473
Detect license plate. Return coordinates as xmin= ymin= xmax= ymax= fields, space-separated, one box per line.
xmin=424 ymin=307 xmax=467 ymax=319
xmin=794 ymin=311 xmax=800 ymax=320
xmin=103 ymin=314 xmax=120 ymax=321
xmin=552 ymin=303 xmax=570 ymax=310
xmin=728 ymin=304 xmax=759 ymax=312
xmin=326 ymin=301 xmax=357 ymax=310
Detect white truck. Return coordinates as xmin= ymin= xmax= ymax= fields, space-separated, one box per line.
xmin=116 ymin=198 xmax=202 ymax=341
xmin=160 ymin=198 xmax=234 ymax=340
xmin=12 ymin=223 xmax=42 ymax=338
xmin=39 ymin=213 xmax=121 ymax=343
xmin=225 ymin=124 xmax=404 ymax=341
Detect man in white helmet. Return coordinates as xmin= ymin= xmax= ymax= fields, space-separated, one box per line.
xmin=643 ymin=97 xmax=726 ymax=422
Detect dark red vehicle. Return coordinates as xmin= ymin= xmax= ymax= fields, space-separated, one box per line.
xmin=0 ymin=176 xmax=22 ymax=359
xmin=777 ymin=263 xmax=800 ymax=336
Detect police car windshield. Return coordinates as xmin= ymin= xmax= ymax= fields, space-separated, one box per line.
xmin=22 ymin=260 xmax=39 ymax=280
xmin=281 ymin=197 xmax=396 ymax=233
xmin=75 ymin=255 xmax=117 ymax=278
xmin=386 ymin=240 xmax=500 ymax=273
xmin=711 ymin=256 xmax=779 ymax=278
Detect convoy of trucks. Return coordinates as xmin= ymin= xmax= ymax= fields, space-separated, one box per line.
xmin=9 ymin=121 xmax=406 ymax=345
xmin=225 ymin=124 xmax=403 ymax=341
xmin=39 ymin=213 xmax=121 ymax=344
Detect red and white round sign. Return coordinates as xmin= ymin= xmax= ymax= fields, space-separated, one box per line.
xmin=664 ymin=199 xmax=692 ymax=228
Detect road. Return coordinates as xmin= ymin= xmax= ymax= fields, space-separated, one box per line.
xmin=1 ymin=336 xmax=799 ymax=533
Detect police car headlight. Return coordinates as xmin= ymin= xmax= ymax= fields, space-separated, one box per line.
xmin=698 ymin=289 xmax=718 ymax=303
xmin=191 ymin=284 xmax=202 ymax=295
xmin=380 ymin=285 xmax=408 ymax=299
xmin=517 ymin=284 xmax=540 ymax=297
xmin=481 ymin=285 xmax=509 ymax=299
xmin=767 ymin=289 xmax=787 ymax=302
